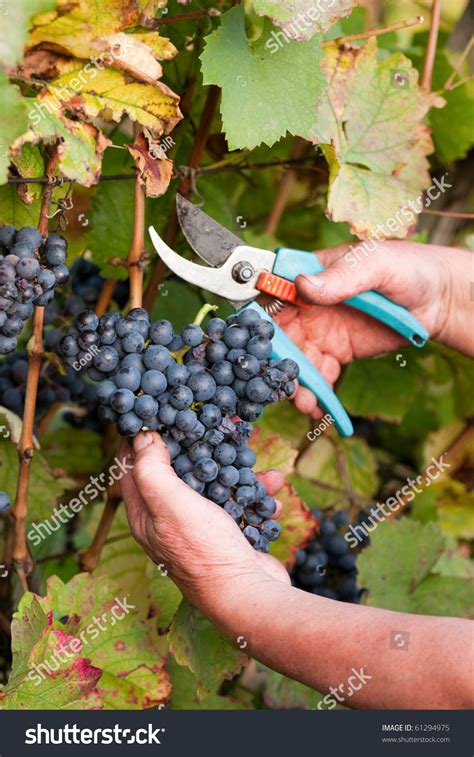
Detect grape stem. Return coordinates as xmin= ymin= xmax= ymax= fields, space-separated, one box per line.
xmin=193 ymin=303 xmax=219 ymax=326
xmin=80 ymin=125 xmax=146 ymax=573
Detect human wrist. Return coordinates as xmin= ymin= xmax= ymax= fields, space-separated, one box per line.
xmin=195 ymin=567 xmax=284 ymax=638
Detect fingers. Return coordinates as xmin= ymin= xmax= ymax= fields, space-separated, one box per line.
xmin=119 ymin=440 xmax=148 ymax=518
xmin=293 ymin=385 xmax=323 ymax=419
xmin=256 ymin=469 xmax=285 ymax=496
xmin=130 ymin=432 xmax=194 ymax=512
xmin=295 ymin=241 xmax=408 ymax=307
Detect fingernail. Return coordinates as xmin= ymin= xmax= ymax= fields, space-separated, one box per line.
xmin=133 ymin=432 xmax=154 ymax=452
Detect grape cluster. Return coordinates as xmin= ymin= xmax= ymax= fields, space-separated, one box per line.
xmin=58 ymin=307 xmax=300 ymax=551
xmin=0 ymin=225 xmax=69 ymax=355
xmin=70 ymin=259 xmax=128 ymax=308
xmin=0 ymin=492 xmax=11 ymax=513
xmin=291 ymin=510 xmax=368 ymax=603
xmin=0 ymin=350 xmax=99 ymax=424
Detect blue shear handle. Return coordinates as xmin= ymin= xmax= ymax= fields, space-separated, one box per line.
xmin=273 ymin=248 xmax=429 ymax=348
xmin=240 ymin=302 xmax=354 ymax=437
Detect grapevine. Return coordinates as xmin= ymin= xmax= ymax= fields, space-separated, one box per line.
xmin=0 ymin=0 xmax=471 ymax=718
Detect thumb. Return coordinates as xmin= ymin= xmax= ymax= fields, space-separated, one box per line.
xmin=131 ymin=431 xmax=186 ymax=507
xmin=295 ymin=244 xmax=388 ymax=306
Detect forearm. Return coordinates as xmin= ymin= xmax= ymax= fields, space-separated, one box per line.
xmin=203 ymin=574 xmax=473 ymax=709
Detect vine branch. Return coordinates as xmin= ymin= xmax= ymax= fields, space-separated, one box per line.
xmin=422 ymin=0 xmax=442 ymax=90
xmin=444 ymin=36 xmax=474 ymax=90
xmin=329 ymin=15 xmax=424 ymax=46
xmin=143 ymin=85 xmax=221 ymax=311
xmin=8 ymin=146 xmax=59 ymax=591
xmin=80 ymin=126 xmax=146 ymax=572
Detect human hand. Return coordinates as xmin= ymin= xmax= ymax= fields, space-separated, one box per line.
xmin=119 ymin=432 xmax=289 ymax=615
xmin=279 ymin=240 xmax=469 ymax=419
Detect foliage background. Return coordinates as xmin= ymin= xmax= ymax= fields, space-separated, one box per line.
xmin=0 ymin=0 xmax=472 ymax=709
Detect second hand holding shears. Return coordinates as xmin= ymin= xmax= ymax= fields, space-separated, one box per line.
xmin=148 ymin=195 xmax=429 ymax=438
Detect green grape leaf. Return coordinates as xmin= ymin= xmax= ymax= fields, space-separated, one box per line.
xmin=358 ymin=519 xmax=474 ymax=617
xmin=0 ymin=0 xmax=55 ymax=66
xmin=20 ymin=573 xmax=172 ymax=709
xmin=0 ymin=72 xmax=30 ymax=184
xmin=297 ymin=435 xmax=378 ymax=508
xmin=255 ymin=400 xmax=310 ymax=448
xmin=150 ymin=279 xmax=203 ymax=332
xmin=253 ymin=0 xmax=355 ymax=39
xmin=413 ymin=479 xmax=474 ymax=542
xmin=41 ymin=428 xmax=104 ymax=475
xmin=0 ymin=596 xmax=102 ymax=710
xmin=168 ymin=599 xmax=247 ymax=701
xmin=0 ymin=183 xmax=41 ymax=226
xmin=307 ymin=38 xmax=445 ymax=238
xmin=412 ymin=49 xmax=474 ymax=164
xmin=10 ymin=144 xmax=44 ymax=204
xmin=339 ymin=351 xmax=421 ymax=422
xmin=85 ymin=179 xmax=134 ymax=280
xmin=260 ymin=665 xmax=324 ymax=709
xmin=433 ymin=539 xmax=474 ymax=580
xmin=411 ymin=575 xmax=474 ymax=619
xmin=249 ymin=427 xmax=298 ymax=477
xmin=81 ymin=504 xmax=182 ymax=626
xmin=200 ymin=6 xmax=326 ymax=150
xmin=168 ymin=658 xmax=250 ymax=710
xmin=82 ymin=505 xmax=152 ymax=618
xmin=269 ymin=482 xmax=316 ymax=566
xmin=149 ymin=568 xmax=183 ymax=632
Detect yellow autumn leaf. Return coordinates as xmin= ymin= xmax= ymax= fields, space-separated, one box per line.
xmin=45 ymin=64 xmax=182 ymax=137
xmin=28 ymin=0 xmax=163 ymax=58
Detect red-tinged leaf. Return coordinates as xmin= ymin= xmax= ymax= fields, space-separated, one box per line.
xmin=128 ymin=131 xmax=173 ymax=198
xmin=249 ymin=427 xmax=298 ymax=477
xmin=1 ymin=598 xmax=103 ymax=710
xmin=7 ymin=573 xmax=172 ymax=710
xmin=269 ymin=482 xmax=316 ymax=567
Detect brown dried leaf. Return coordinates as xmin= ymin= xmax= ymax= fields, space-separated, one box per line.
xmin=128 ymin=131 xmax=173 ymax=198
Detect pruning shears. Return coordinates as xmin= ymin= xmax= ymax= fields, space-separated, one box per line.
xmin=148 ymin=196 xmax=428 ymax=437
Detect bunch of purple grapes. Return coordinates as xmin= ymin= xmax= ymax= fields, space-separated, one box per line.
xmin=0 ymin=226 xmax=69 ymax=355
xmin=58 ymin=306 xmax=300 ymax=552
xmin=291 ymin=509 xmax=369 ymax=603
